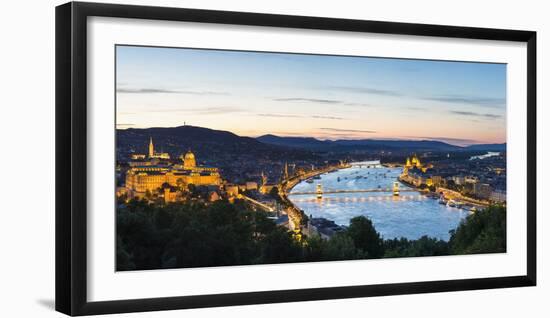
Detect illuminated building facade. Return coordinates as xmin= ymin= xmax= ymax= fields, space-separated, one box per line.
xmin=148 ymin=137 xmax=171 ymax=159
xmin=404 ymin=154 xmax=432 ymax=174
xmin=400 ymin=154 xmax=433 ymax=187
xmin=125 ymin=146 xmax=222 ymax=200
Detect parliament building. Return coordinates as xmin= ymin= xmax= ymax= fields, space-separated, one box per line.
xmin=124 ymin=138 xmax=222 ymax=200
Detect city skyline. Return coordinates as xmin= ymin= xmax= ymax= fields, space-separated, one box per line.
xmin=116 ymin=45 xmax=507 ymax=146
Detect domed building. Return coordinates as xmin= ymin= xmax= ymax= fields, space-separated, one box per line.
xmin=405 ymin=154 xmax=422 ymax=169
xmin=182 ymin=150 xmax=197 ymax=169
xmin=124 ymin=147 xmax=221 ymax=201
xmin=400 ymin=153 xmax=433 ymax=187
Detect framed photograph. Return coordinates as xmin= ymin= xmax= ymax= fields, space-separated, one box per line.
xmin=55 ymin=1 xmax=536 ymax=316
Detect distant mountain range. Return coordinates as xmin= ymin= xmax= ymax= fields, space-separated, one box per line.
xmin=256 ymin=134 xmax=506 ymax=152
xmin=117 ymin=125 xmax=506 ymax=162
xmin=462 ymin=143 xmax=507 ymax=151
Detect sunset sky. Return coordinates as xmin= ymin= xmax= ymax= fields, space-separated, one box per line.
xmin=116 ymin=45 xmax=506 ymax=146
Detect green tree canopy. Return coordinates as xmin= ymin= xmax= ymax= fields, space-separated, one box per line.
xmin=449 ymin=205 xmax=506 ymax=254
xmin=347 ymin=216 xmax=384 ymax=258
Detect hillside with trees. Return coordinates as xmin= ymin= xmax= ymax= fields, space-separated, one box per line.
xmin=117 ymin=201 xmax=506 ymax=271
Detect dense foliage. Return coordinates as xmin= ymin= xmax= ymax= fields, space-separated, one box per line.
xmin=117 ymin=201 xmax=506 ymax=271
xmin=449 ymin=205 xmax=506 ymax=254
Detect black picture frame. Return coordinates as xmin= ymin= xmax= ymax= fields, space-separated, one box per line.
xmin=55 ymin=1 xmax=537 ymax=316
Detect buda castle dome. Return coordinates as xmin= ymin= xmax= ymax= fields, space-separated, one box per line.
xmin=183 ymin=150 xmax=197 ymax=169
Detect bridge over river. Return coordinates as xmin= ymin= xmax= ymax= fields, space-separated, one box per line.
xmin=289 ymin=188 xmax=417 ymax=196
xmin=289 ymin=181 xmax=417 ymax=197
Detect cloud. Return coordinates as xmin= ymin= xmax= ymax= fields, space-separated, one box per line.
xmin=424 ymin=95 xmax=505 ymax=108
xmin=406 ymin=135 xmax=481 ymax=146
xmin=343 ymin=102 xmax=371 ymax=107
xmin=117 ymin=88 xmax=179 ymax=94
xmin=257 ymin=113 xmax=303 ymax=118
xmin=258 ymin=113 xmax=346 ymax=120
xmin=311 ymin=115 xmax=345 ymax=120
xmin=328 ymin=86 xmax=403 ymax=97
xmin=320 ymin=127 xmax=377 ymax=133
xmin=117 ymin=88 xmax=228 ymax=95
xmin=273 ymin=97 xmax=342 ymax=104
xmin=140 ymin=106 xmax=244 ymax=115
xmin=192 ymin=107 xmax=243 ymax=114
xmin=404 ymin=106 xmax=427 ymax=111
xmin=450 ymin=110 xmax=502 ymax=119
xmin=273 ymin=97 xmax=374 ymax=108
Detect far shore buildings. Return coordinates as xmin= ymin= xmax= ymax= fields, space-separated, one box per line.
xmin=123 ymin=138 xmax=222 ymax=201
xmin=399 ymin=154 xmax=506 ymax=203
xmin=400 ymin=154 xmax=435 ymax=187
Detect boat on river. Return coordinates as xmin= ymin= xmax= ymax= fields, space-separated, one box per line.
xmin=447 ymin=200 xmax=457 ymax=208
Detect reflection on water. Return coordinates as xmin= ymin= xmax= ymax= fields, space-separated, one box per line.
xmin=290 ymin=162 xmax=469 ymax=241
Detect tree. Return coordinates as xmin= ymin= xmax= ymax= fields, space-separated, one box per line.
xmin=347 ymin=216 xmax=384 ymax=258
xmin=176 ymin=178 xmax=185 ymax=191
xmin=269 ymin=186 xmax=282 ymax=204
xmin=323 ymin=233 xmax=366 ymax=260
xmin=116 ymin=235 xmax=135 ymax=270
xmin=259 ymin=228 xmax=302 ymax=263
xmin=187 ymin=184 xmax=197 ymax=197
xmin=144 ymin=189 xmax=152 ymax=200
xmin=449 ymin=205 xmax=506 ymax=254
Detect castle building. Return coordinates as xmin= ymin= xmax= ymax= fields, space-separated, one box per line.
xmin=130 ymin=154 xmax=146 ymax=160
xmin=149 ymin=137 xmax=154 ymax=157
xmin=181 ymin=151 xmax=196 ymax=169
xmin=125 ymin=147 xmax=221 ymax=200
xmin=147 ymin=137 xmax=170 ymax=160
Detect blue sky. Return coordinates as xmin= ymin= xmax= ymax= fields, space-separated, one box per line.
xmin=116 ymin=45 xmax=506 ymax=146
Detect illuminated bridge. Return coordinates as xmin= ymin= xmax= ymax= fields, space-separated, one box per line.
xmin=291 ymin=194 xmax=428 ymax=204
xmin=289 ymin=189 xmax=417 ymax=195
xmin=289 ymin=182 xmax=415 ymax=196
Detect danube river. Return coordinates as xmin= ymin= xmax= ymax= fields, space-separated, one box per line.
xmin=289 ymin=161 xmax=470 ymax=241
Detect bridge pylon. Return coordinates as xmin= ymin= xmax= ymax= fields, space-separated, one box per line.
xmin=316 ymin=184 xmax=323 ymax=199
xmin=393 ymin=181 xmax=400 ymax=196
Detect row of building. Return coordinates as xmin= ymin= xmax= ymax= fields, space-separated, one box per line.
xmin=400 ymin=154 xmax=506 ymax=203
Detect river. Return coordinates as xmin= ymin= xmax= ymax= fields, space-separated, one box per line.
xmin=289 ymin=161 xmax=470 ymax=241
xmin=470 ymin=151 xmax=500 ymax=160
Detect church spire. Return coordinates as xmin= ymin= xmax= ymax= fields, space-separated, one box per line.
xmin=148 ymin=137 xmax=154 ymax=158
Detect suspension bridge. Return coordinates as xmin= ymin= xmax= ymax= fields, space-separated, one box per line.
xmin=289 ymin=188 xmax=418 ymax=195
xmin=288 ymin=182 xmax=417 ymax=197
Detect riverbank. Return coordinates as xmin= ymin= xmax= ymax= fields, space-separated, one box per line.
xmin=398 ymin=175 xmax=488 ymax=212
xmin=278 ymin=162 xmax=352 ymax=231
xmin=282 ymin=162 xmax=353 ymax=194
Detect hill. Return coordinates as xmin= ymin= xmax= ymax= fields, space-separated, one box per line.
xmin=256 ymin=135 xmax=462 ymax=152
xmin=256 ymin=134 xmax=332 ymax=150
xmin=116 ymin=126 xmax=321 ymax=184
xmin=464 ymin=143 xmax=507 ymax=151
xmin=117 ymin=125 xmax=320 ymax=161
